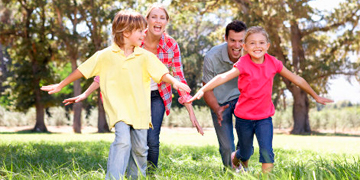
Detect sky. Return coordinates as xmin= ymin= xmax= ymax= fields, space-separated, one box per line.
xmin=308 ymin=0 xmax=360 ymax=103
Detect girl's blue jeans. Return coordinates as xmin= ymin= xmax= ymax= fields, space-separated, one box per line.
xmin=235 ymin=116 xmax=274 ymax=163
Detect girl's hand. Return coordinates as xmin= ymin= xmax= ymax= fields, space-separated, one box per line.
xmin=315 ymin=96 xmax=334 ymax=105
xmin=173 ymin=81 xmax=191 ymax=93
xmin=187 ymin=90 xmax=204 ymax=103
xmin=63 ymin=94 xmax=88 ymax=106
xmin=40 ymin=84 xmax=61 ymax=94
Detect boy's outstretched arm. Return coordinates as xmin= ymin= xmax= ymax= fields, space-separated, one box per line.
xmin=41 ymin=69 xmax=84 ymax=94
xmin=63 ymin=81 xmax=100 ymax=106
xmin=161 ymin=73 xmax=191 ymax=93
xmin=188 ymin=67 xmax=240 ymax=103
xmin=279 ymin=66 xmax=333 ymax=105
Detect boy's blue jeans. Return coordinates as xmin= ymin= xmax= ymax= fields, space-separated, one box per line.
xmin=147 ymin=90 xmax=166 ymax=169
xmin=210 ymin=98 xmax=239 ymax=168
xmin=106 ymin=121 xmax=148 ymax=180
xmin=234 ymin=117 xmax=274 ymax=163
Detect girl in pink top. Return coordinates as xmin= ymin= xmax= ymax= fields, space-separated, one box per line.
xmin=188 ymin=26 xmax=333 ymax=173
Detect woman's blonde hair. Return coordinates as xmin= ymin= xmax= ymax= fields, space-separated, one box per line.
xmin=244 ymin=26 xmax=270 ymax=43
xmin=145 ymin=3 xmax=170 ymax=21
xmin=112 ymin=10 xmax=147 ymax=48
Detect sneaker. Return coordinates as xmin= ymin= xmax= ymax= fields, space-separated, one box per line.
xmin=231 ymin=151 xmax=246 ymax=173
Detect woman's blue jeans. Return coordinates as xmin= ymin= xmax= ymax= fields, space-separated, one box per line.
xmin=147 ymin=90 xmax=166 ymax=169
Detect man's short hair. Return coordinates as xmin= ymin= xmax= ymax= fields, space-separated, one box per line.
xmin=225 ymin=20 xmax=247 ymax=38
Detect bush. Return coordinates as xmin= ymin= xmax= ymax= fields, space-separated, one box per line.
xmin=1 ymin=105 xmax=360 ymax=133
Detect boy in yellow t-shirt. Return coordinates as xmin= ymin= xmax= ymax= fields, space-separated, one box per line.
xmin=41 ymin=10 xmax=190 ymax=180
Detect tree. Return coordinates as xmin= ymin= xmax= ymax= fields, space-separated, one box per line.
xmin=232 ymin=0 xmax=360 ymax=134
xmin=51 ymin=0 xmax=85 ymax=133
xmin=0 ymin=0 xmax=57 ymax=132
xmin=169 ymin=0 xmax=232 ymax=107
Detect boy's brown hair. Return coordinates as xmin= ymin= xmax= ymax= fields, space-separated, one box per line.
xmin=112 ymin=10 xmax=147 ymax=48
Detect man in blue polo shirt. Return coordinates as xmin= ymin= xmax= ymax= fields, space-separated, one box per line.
xmin=202 ymin=20 xmax=247 ymax=169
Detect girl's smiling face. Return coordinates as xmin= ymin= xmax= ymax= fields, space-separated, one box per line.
xmin=243 ymin=32 xmax=270 ymax=64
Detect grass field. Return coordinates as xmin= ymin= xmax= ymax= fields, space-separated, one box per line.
xmin=1 ymin=127 xmax=360 ymax=179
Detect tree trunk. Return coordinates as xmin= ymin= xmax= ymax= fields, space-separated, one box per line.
xmin=72 ymin=60 xmax=82 ymax=133
xmin=290 ymin=88 xmax=311 ymax=134
xmin=0 ymin=44 xmax=4 ymax=92
xmin=97 ymin=90 xmax=110 ymax=132
xmin=33 ymin=81 xmax=47 ymax=132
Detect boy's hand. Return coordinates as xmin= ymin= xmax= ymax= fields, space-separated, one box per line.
xmin=173 ymin=81 xmax=191 ymax=93
xmin=40 ymin=84 xmax=62 ymax=94
xmin=187 ymin=90 xmax=204 ymax=103
xmin=63 ymin=94 xmax=88 ymax=106
xmin=315 ymin=96 xmax=333 ymax=105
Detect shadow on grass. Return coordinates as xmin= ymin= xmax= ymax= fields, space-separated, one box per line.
xmin=0 ymin=129 xmax=110 ymax=135
xmin=274 ymin=130 xmax=360 ymax=137
xmin=0 ymin=141 xmax=109 ymax=173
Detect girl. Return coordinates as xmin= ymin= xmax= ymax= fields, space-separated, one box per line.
xmin=188 ymin=26 xmax=333 ymax=173
xmin=41 ymin=10 xmax=191 ymax=179
xmin=63 ymin=3 xmax=204 ymax=171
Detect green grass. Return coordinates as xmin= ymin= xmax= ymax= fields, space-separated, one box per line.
xmin=1 ymin=129 xmax=359 ymax=179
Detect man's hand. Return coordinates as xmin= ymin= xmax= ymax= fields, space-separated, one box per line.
xmin=215 ymin=104 xmax=229 ymax=126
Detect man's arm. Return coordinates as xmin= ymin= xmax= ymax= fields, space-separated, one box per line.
xmin=203 ymin=82 xmax=229 ymax=126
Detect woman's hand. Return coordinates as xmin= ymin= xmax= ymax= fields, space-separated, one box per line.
xmin=184 ymin=103 xmax=204 ymax=135
xmin=63 ymin=94 xmax=88 ymax=106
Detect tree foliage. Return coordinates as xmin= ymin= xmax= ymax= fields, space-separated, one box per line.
xmin=0 ymin=0 xmax=359 ymax=134
xmin=231 ymin=0 xmax=360 ymax=134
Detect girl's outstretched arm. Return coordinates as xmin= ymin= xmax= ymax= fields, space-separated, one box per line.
xmin=188 ymin=67 xmax=240 ymax=103
xmin=41 ymin=69 xmax=84 ymax=94
xmin=63 ymin=81 xmax=100 ymax=106
xmin=279 ymin=66 xmax=333 ymax=105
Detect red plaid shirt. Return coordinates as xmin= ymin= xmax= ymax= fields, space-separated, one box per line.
xmin=141 ymin=33 xmax=192 ymax=115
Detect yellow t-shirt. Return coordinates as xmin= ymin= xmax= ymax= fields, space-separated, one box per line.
xmin=78 ymin=44 xmax=169 ymax=129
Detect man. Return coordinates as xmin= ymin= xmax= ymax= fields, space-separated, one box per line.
xmin=202 ymin=20 xmax=247 ymax=168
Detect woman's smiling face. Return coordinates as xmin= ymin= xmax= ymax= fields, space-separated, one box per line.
xmin=146 ymin=7 xmax=168 ymax=36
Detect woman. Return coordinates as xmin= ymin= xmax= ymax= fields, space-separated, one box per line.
xmin=63 ymin=3 xmax=203 ymax=170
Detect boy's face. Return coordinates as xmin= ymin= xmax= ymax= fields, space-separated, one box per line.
xmin=243 ymin=32 xmax=270 ymax=63
xmin=147 ymin=7 xmax=168 ymax=37
xmin=225 ymin=30 xmax=246 ymax=63
xmin=127 ymin=29 xmax=146 ymax=47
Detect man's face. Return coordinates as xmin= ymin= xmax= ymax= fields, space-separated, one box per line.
xmin=225 ymin=30 xmax=246 ymax=62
